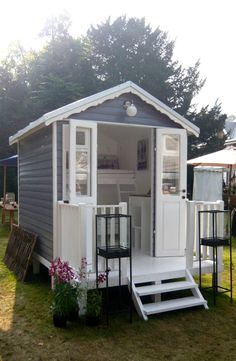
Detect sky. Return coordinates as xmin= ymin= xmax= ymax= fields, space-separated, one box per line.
xmin=0 ymin=0 xmax=235 ymax=116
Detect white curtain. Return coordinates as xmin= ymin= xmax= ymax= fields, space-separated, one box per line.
xmin=192 ymin=166 xmax=224 ymax=201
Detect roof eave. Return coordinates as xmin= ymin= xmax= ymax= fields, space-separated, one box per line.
xmin=9 ymin=80 xmax=199 ymax=144
xmin=128 ymin=82 xmax=199 ymax=137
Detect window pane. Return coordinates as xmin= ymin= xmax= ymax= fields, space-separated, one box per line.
xmin=76 ymin=174 xmax=88 ymax=195
xmin=165 ymin=136 xmax=179 ymax=151
xmin=76 ymin=131 xmax=85 ymax=145
xmin=75 ymin=127 xmax=91 ymax=197
xmin=76 ymin=151 xmax=88 ymax=172
xmin=162 ymin=135 xmax=180 ymax=195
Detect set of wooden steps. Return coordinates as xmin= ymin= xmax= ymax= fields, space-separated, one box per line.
xmin=130 ymin=269 xmax=208 ymax=320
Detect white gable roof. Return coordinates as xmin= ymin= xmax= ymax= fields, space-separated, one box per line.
xmin=9 ymin=81 xmax=199 ymax=144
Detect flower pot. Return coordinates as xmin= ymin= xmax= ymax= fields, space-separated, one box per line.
xmin=53 ymin=314 xmax=67 ymax=328
xmin=85 ymin=315 xmax=101 ymax=327
xmin=67 ymin=308 xmax=79 ymax=322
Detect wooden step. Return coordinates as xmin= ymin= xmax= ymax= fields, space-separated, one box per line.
xmin=143 ymin=296 xmax=207 ymax=315
xmin=131 ymin=269 xmax=186 ymax=284
xmin=136 ymin=281 xmax=195 ymax=297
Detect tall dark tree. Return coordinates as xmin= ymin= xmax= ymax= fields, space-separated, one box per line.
xmin=188 ymin=102 xmax=227 ymax=158
xmin=0 ymin=45 xmax=33 ymax=157
xmin=0 ymin=14 xmax=227 ymax=162
xmin=29 ymin=15 xmax=84 ymax=116
xmin=85 ymin=16 xmax=204 ymax=115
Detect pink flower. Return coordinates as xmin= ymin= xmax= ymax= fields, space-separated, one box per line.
xmin=97 ymin=268 xmax=111 ymax=285
xmin=49 ymin=257 xmax=79 ymax=284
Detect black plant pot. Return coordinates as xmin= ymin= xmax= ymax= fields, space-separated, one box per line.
xmin=67 ymin=309 xmax=79 ymax=322
xmin=53 ymin=314 xmax=67 ymax=328
xmin=85 ymin=315 xmax=101 ymax=327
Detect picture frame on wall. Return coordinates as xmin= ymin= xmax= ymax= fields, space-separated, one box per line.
xmin=137 ymin=139 xmax=148 ymax=170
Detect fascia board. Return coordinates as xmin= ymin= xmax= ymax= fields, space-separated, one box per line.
xmin=9 ymin=80 xmax=199 ymax=144
xmin=128 ymin=82 xmax=199 ymax=137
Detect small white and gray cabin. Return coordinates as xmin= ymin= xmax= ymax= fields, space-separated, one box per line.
xmin=10 ymin=81 xmax=224 ymax=319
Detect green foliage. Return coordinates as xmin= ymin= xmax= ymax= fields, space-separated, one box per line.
xmin=39 ymin=13 xmax=72 ymax=42
xmin=0 ymin=167 xmax=17 ymax=199
xmin=86 ymin=289 xmax=103 ymax=318
xmin=0 ymin=45 xmax=32 ymax=157
xmin=85 ymin=15 xmax=203 ymax=111
xmin=188 ymin=102 xmax=227 ymax=158
xmin=28 ymin=37 xmax=84 ymax=115
xmin=0 ymin=13 xmax=226 ymax=163
xmin=51 ymin=282 xmax=78 ymax=318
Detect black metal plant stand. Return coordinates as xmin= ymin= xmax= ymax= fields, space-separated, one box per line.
xmin=198 ymin=209 xmax=233 ymax=305
xmin=95 ymin=213 xmax=132 ymax=325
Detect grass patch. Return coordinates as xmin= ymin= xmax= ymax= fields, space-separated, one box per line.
xmin=1 ymin=222 xmax=236 ymax=361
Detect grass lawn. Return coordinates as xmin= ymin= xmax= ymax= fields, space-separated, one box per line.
xmin=1 ymin=221 xmax=236 ymax=361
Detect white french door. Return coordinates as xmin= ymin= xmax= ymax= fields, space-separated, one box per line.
xmin=69 ymin=119 xmax=97 ymax=204
xmin=155 ymin=128 xmax=187 ymax=257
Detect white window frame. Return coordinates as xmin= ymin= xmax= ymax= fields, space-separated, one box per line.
xmin=63 ymin=119 xmax=97 ymax=205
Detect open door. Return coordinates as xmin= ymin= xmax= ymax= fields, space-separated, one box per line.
xmin=155 ymin=128 xmax=187 ymax=257
xmin=69 ymin=119 xmax=97 ymax=204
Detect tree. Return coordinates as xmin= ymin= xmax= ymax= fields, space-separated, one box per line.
xmin=28 ymin=37 xmax=84 ymax=115
xmin=0 ymin=45 xmax=33 ymax=157
xmin=188 ymin=102 xmax=227 ymax=158
xmin=0 ymin=14 xmax=226 ymax=160
xmin=84 ymin=16 xmax=225 ymax=158
xmin=28 ymin=15 xmax=85 ymax=116
xmin=84 ymin=16 xmax=204 ymax=115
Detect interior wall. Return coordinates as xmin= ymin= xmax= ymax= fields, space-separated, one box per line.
xmin=118 ymin=127 xmax=151 ymax=195
xmin=97 ymin=124 xmax=152 ymax=197
xmin=97 ymin=132 xmax=118 ymax=155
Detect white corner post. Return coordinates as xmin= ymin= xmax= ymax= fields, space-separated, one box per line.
xmin=186 ymin=200 xmax=195 ymax=269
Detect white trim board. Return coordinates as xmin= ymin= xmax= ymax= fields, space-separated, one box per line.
xmin=9 ymin=81 xmax=199 ymax=145
xmin=33 ymin=252 xmax=51 ymax=269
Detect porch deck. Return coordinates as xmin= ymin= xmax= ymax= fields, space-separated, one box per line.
xmin=93 ymin=251 xmax=215 ymax=287
xmin=131 ymin=251 xmax=214 ymax=280
xmin=57 ymin=200 xmax=224 ymax=288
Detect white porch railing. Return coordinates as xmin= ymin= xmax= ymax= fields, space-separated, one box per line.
xmin=57 ymin=201 xmax=127 ymax=272
xmin=186 ymin=200 xmax=224 ymax=270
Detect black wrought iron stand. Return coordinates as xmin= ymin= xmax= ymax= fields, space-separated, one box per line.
xmin=96 ymin=213 xmax=132 ymax=325
xmin=198 ymin=209 xmax=232 ymax=305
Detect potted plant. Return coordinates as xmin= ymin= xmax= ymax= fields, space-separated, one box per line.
xmin=85 ymin=289 xmax=103 ymax=326
xmin=49 ymin=258 xmax=80 ymax=327
xmin=85 ymin=269 xmax=109 ymax=326
xmin=51 ymin=282 xmax=78 ymax=327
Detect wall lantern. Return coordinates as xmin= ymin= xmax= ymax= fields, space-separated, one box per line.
xmin=123 ymin=100 xmax=137 ymax=117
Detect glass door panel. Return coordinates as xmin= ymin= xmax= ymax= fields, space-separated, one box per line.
xmin=162 ymin=134 xmax=180 ymax=195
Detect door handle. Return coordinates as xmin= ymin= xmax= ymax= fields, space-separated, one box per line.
xmin=182 ymin=196 xmax=186 ymax=199
xmin=182 ymin=189 xmax=186 ymax=193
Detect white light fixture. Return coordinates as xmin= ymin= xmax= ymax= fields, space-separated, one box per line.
xmin=123 ymin=100 xmax=137 ymax=117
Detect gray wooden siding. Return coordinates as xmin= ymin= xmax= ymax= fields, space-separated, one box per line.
xmin=70 ymin=93 xmax=182 ymax=128
xmin=19 ymin=126 xmax=53 ymax=262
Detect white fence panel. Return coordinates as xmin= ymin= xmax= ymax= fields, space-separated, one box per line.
xmin=57 ymin=201 xmax=127 ymax=273
xmin=57 ymin=202 xmax=84 ymax=270
xmin=186 ymin=200 xmax=224 ymax=269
